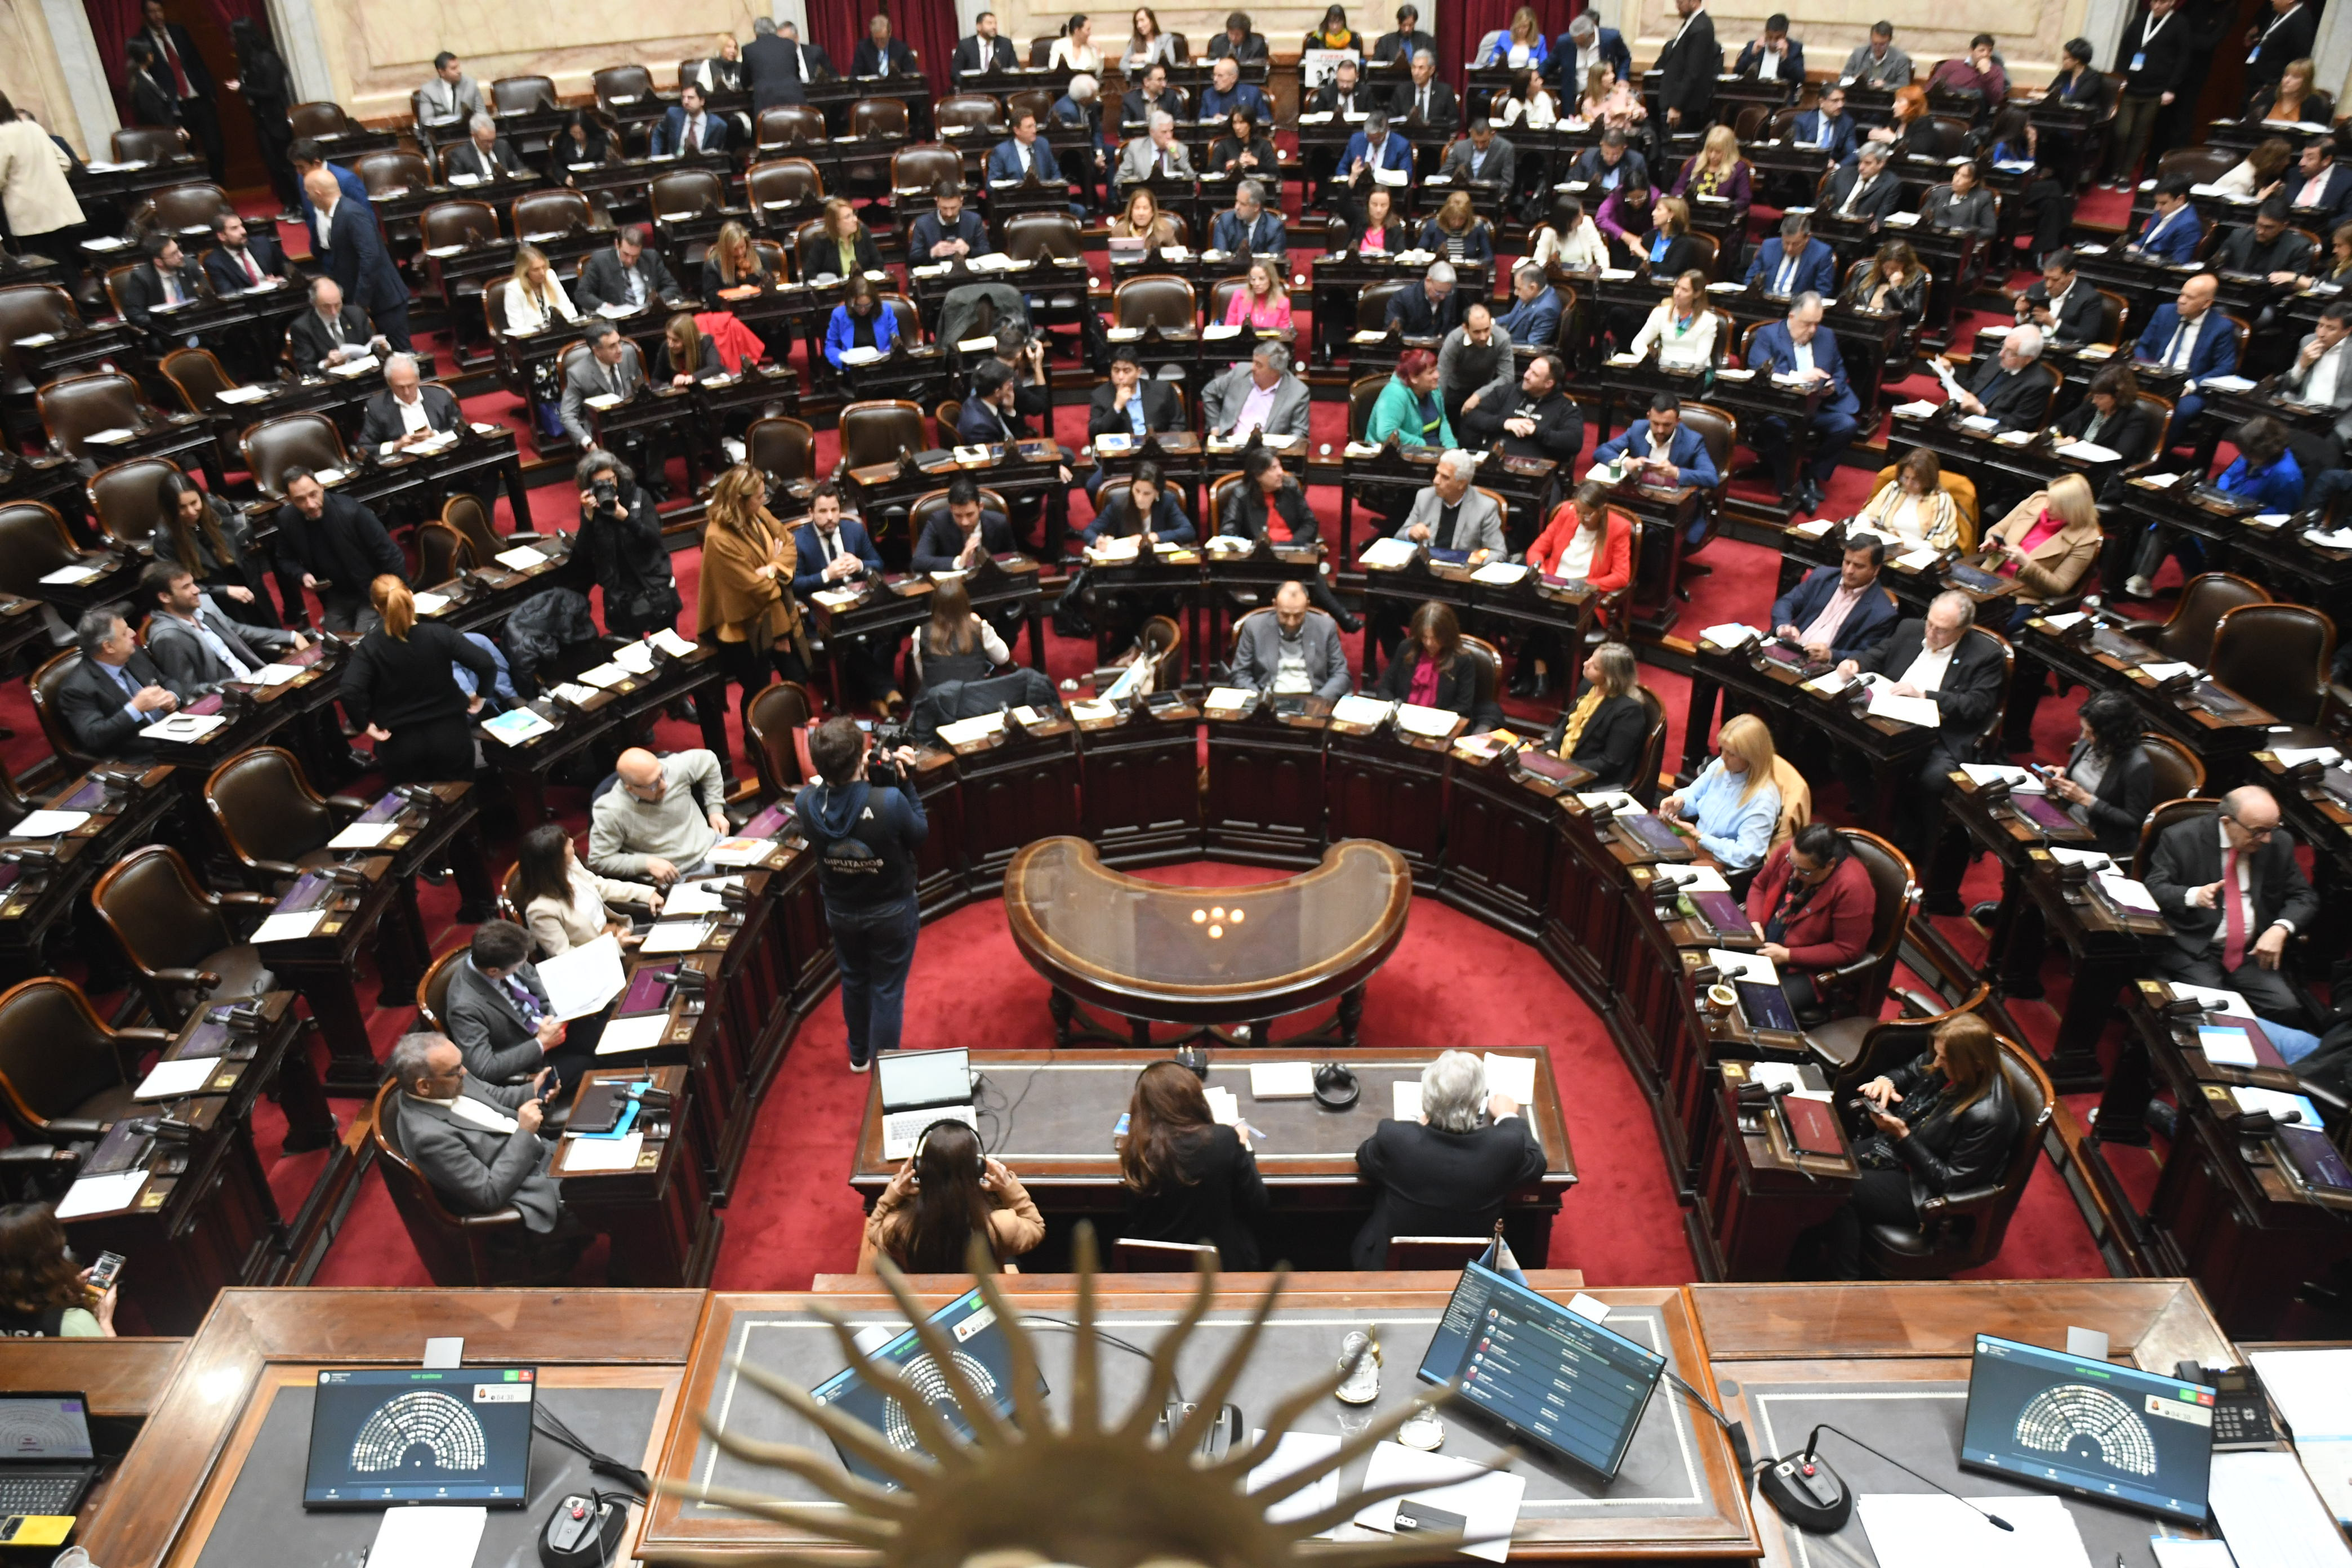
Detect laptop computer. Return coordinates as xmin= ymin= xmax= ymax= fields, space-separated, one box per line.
xmin=877 ymin=1048 xmax=977 ymax=1160
xmin=0 ymin=1393 xmax=99 ymax=1518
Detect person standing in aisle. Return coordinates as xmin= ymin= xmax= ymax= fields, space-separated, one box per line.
xmin=795 ymin=717 xmax=929 ymax=1072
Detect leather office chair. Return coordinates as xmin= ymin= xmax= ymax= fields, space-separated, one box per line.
xmin=0 ymin=502 xmax=105 ymax=601
xmin=594 ymin=64 xmax=657 ymax=115
xmin=2133 ymin=798 xmax=2217 ymax=882
xmin=1676 ymin=402 xmax=1736 ymax=568
xmin=0 ymin=285 xmax=88 ymax=406
xmin=1356 ymin=280 xmax=1411 ymax=334
xmin=891 ymin=147 xmax=966 ymax=201
xmin=2142 ymin=733 xmax=2206 ymax=801
xmin=287 ymin=101 xmax=355 ymax=138
xmin=1384 ymin=1236 xmax=1494 ymax=1271
xmin=91 ymin=845 xmax=275 ymax=1027
xmin=157 ymin=346 xmax=236 ymax=421
xmin=110 ymin=126 xmax=189 ymax=164
xmin=746 ymin=159 xmax=825 ymax=228
xmin=1629 ymin=684 xmax=1670 ymax=807
xmin=1114 ymin=277 xmax=1197 ymax=330
xmin=356 ymin=150 xmax=431 ymax=198
xmin=367 ymin=1077 xmax=536 ymax=1287
xmin=1349 ymin=374 xmax=1387 ymax=440
xmin=2208 ymin=603 xmax=2335 ymax=733
xmin=1858 ymin=1032 xmax=2055 ymax=1278
xmin=1141 ymin=615 xmax=1185 ymax=690
xmin=27 ymin=652 xmax=97 ymax=773
xmin=203 ymin=746 xmax=352 ymax=892
xmin=87 ymin=457 xmax=181 ymax=551
xmin=38 ymin=372 xmax=168 ymax=465
xmin=1112 ymin=1236 xmax=1218 ymax=1270
xmin=1005 ymin=88 xmax=1057 ymax=124
xmin=239 ymin=413 xmax=349 ymax=501
xmin=936 ymin=96 xmax=1005 ymax=137
xmin=1000 ymin=212 xmax=1092 ymax=352
xmin=2156 ymin=145 xmax=2239 ymax=188
xmin=416 ymin=945 xmax=468 ymax=1035
xmin=746 ymin=415 xmax=816 ymax=486
xmin=744 ymin=680 xmax=818 ymax=799
xmin=146 ymin=183 xmax=235 ymax=236
xmin=756 ymin=106 xmax=828 ymax=150
xmin=933 ymin=401 xmax=963 ymax=448
xmin=1816 ymin=986 xmax=1993 ymax=1080
xmin=101 ymin=264 xmax=156 ymax=328
xmin=421 ymin=201 xmax=499 ymax=257
xmin=1681 ymin=231 xmax=1721 ymax=279
xmin=504 ymin=193 xmax=595 ymax=247
xmin=415 ymin=520 xmax=473 ymax=588
xmin=1206 ymin=275 xmax=1253 ymax=326
xmin=489 ymin=76 xmax=558 ymax=113
xmin=851 ymin=100 xmax=911 ymax=139
xmin=839 ymin=400 xmax=925 ymax=469
xmin=906 ymin=486 xmax=1010 ymax=553
xmin=2126 ymin=572 xmax=2270 ymax=663
xmin=1867 ymin=464 xmax=1981 ymax=546
xmin=2090 ymin=289 xmax=2127 ymax=346
xmin=881 ymin=295 xmax=923 ymax=347
xmin=1817 ymin=829 xmax=1919 ymax=1024
xmin=443 ymin=488 xmax=534 ymax=559
xmin=650 ymin=170 xmax=728 ymax=220
xmin=0 ymin=977 xmax=159 ymax=1148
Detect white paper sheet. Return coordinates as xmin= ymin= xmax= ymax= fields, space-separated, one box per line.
xmin=660 ymin=879 xmax=739 ymax=918
xmin=366 ymin=1504 xmax=487 ymax=1568
xmin=1481 ymin=1053 xmax=1538 ymax=1105
xmin=1331 ymin=695 xmax=1395 ymax=726
xmin=1250 ymin=1062 xmax=1316 ymax=1098
xmin=1359 ymin=536 xmax=1419 ymax=568
xmin=1700 ymin=622 xmax=1763 ymax=647
xmin=2096 ymin=873 xmax=2160 ymax=912
xmin=1393 ymin=1080 xmax=1423 ymax=1121
xmin=55 ymin=1169 xmax=147 ymax=1220
xmin=564 ymin=1132 xmax=645 ymax=1172
xmin=1578 ymin=790 xmax=1645 ymax=814
xmin=2198 ymin=1026 xmax=2260 ymax=1066
xmin=2209 ymin=1450 xmax=2352 ymax=1568
xmin=1664 ymin=866 xmax=1731 ymax=894
xmin=1355 ymin=1441 xmax=1525 ymax=1562
xmin=1958 ymin=764 xmax=2040 ymax=791
xmin=595 ymin=1014 xmax=671 ymax=1055
xmin=2290 ymin=1436 xmax=2352 ymax=1525
xmin=2141 ymin=661 xmax=2198 ymax=682
xmin=638 ymin=920 xmax=711 ymax=954
xmin=1708 ymin=948 xmax=1778 ymax=985
xmin=1395 ymin=703 xmax=1460 ymax=738
xmin=134 ymin=1055 xmax=221 ymax=1100
xmin=2150 ymin=1541 xmax=2237 ymax=1568
xmin=1566 ymin=1292 xmax=1611 ymax=1321
xmin=2232 ymin=1084 xmax=2326 ymax=1124
xmin=248 ymin=910 xmax=324 ymax=945
xmin=1865 ymin=687 xmax=1942 ymax=728
xmin=5 ymin=809 xmax=89 ymax=837
xmin=1246 ymin=1430 xmax=1342 ymax=1529
xmin=2170 ymin=982 xmax=2253 ymax=1014
xmin=140 ymin=712 xmax=226 ymax=742
xmin=1856 ymin=1493 xmax=2092 ymax=1568
xmin=2247 ymin=1349 xmax=2352 ymax=1439
xmin=650 ymin=629 xmax=699 ymax=659
xmin=2046 ymin=846 xmax=2112 ymax=869
xmin=495 ymin=545 xmax=549 ymax=570
xmin=536 ymin=933 xmax=626 ymax=1021
xmin=412 ymin=593 xmax=452 ymax=616
xmin=328 ymin=822 xmax=398 ymax=849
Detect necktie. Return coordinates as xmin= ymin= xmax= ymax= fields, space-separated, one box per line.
xmin=1419 ymin=87 xmax=1429 ymax=118
xmin=685 ymin=117 xmax=700 ymax=153
xmin=240 ymin=248 xmax=260 ymax=284
xmin=161 ymin=269 xmax=179 ymax=305
xmin=1843 ymin=178 xmax=1864 ymax=215
xmin=157 ymin=28 xmax=193 ymax=97
xmin=2167 ymin=320 xmax=2191 ymax=369
xmin=2221 ymin=847 xmax=2248 ymax=970
xmin=608 ymin=362 xmax=622 ymax=396
xmin=1775 ymin=254 xmax=1795 ymax=292
xmin=503 ymin=975 xmax=546 ymax=1028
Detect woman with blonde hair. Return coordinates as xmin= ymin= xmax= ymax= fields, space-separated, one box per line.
xmin=813 ymin=197 xmax=882 ymax=278
xmin=702 ymin=220 xmax=768 ymax=295
xmin=2249 ymin=56 xmax=2327 ymax=124
xmin=653 ymin=311 xmax=720 ymax=387
xmin=1855 ymin=447 xmax=1959 ymax=550
xmin=503 ymin=244 xmax=577 ymax=335
xmin=2216 ymin=135 xmax=2295 ymax=199
xmin=1481 ymin=6 xmax=1548 ymax=69
xmin=696 ymin=463 xmax=805 ymax=700
xmin=1418 ymin=188 xmax=1494 ymax=265
xmin=1111 ymin=185 xmax=1178 ymax=247
xmin=1672 ymin=124 xmax=1751 ymax=222
xmin=339 ymin=574 xmax=498 ymax=782
xmin=1658 ymin=712 xmax=1782 ymax=871
xmin=1981 ymin=471 xmax=2102 ymax=610
xmin=1222 ymin=258 xmax=1293 ymax=333
xmin=1580 ymin=62 xmax=1642 ymax=127
xmin=1556 ymin=640 xmax=1645 ymax=789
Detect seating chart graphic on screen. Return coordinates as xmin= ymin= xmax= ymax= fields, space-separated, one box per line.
xmin=0 ymin=1397 xmax=93 ymax=1460
xmin=809 ymin=1288 xmax=1043 ymax=1488
xmin=1960 ymin=1335 xmax=2215 ymax=1524
xmin=303 ymin=1367 xmax=537 ymax=1508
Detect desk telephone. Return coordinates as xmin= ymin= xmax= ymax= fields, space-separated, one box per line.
xmin=2173 ymin=1361 xmax=2279 ymax=1446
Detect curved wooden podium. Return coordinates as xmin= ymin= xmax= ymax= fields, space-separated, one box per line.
xmin=1003 ymin=835 xmax=1411 ymax=1044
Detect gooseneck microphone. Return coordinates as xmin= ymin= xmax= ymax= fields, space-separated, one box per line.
xmin=1758 ymin=1422 xmax=2012 ymax=1534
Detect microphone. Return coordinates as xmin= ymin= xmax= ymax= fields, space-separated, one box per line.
xmin=1759 ymin=1422 xmax=2012 ymax=1534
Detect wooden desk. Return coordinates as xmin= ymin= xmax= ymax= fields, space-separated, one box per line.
xmin=0 ymin=763 xmax=180 ymax=988
xmin=1689 ymin=1060 xmax=1857 ymax=1282
xmin=551 ymin=1063 xmax=720 ymax=1286
xmin=1693 ymin=1277 xmax=2239 ymax=1568
xmin=642 ymin=1275 xmax=1759 ymax=1561
xmin=475 ymin=642 xmax=732 ymax=824
xmin=1681 ymin=636 xmax=1939 ymax=825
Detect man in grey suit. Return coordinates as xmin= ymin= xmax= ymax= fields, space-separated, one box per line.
xmin=1232 ymin=581 xmax=1351 ymax=701
xmin=1400 ymin=450 xmax=1508 ymax=555
xmin=1201 ymin=342 xmax=1309 ymax=440
xmin=57 ymin=606 xmax=176 ymax=761
xmin=1438 ymin=120 xmax=1516 ymax=195
xmin=140 ymin=562 xmax=304 ymax=700
xmin=387 ymin=1032 xmax=571 ymax=1243
xmin=445 ymin=921 xmax=603 ymax=1093
xmin=1116 ymin=112 xmax=1198 ymax=184
xmin=416 ymin=52 xmax=484 ymax=127
xmin=560 ymin=322 xmax=648 ymax=451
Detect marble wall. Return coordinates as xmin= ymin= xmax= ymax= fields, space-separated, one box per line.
xmin=1619 ymin=1 xmax=2097 ymax=79
xmin=1 ymin=0 xmax=97 ymax=157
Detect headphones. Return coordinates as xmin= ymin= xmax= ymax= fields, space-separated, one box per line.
xmin=912 ymin=1119 xmax=985 ymax=1177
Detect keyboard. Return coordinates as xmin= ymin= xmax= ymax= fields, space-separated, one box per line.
xmin=881 ymin=1103 xmax=976 ymax=1160
xmin=0 ymin=1472 xmax=84 ymax=1515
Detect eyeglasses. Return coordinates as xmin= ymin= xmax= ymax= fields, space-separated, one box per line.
xmin=2224 ymin=815 xmax=2277 ymax=840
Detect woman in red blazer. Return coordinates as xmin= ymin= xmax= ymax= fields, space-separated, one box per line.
xmin=1743 ymin=823 xmax=1877 ymax=1013
xmin=1514 ymin=482 xmax=1632 ymax=697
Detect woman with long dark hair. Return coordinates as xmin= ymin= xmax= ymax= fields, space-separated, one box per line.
xmin=556 ymin=110 xmax=618 ymax=186
xmin=153 ymin=469 xmax=277 ymax=630
xmin=1377 ymin=600 xmax=1504 ymax=730
xmin=0 ymin=1202 xmax=116 ymax=1336
xmin=229 ymin=18 xmax=300 ymax=219
xmin=865 ymin=1119 xmax=1045 ymax=1272
xmin=909 ymin=576 xmax=1006 ymax=688
xmin=512 ymin=822 xmax=660 ymax=957
xmin=1119 ymin=1060 xmax=1267 ymax=1266
xmin=339 ymin=575 xmax=498 ymax=782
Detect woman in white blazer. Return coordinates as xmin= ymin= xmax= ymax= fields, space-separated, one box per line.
xmin=512 ymin=824 xmax=660 ymax=957
xmin=0 ymin=100 xmax=83 ymax=242
xmin=503 ymin=246 xmax=580 ymax=336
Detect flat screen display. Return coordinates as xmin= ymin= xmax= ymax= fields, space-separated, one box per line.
xmin=1416 ymin=1262 xmax=1665 ymax=1480
xmin=303 ymin=1367 xmax=537 ymax=1509
xmin=0 ymin=1396 xmax=91 ymax=1462
xmin=1959 ymin=1335 xmax=2215 ymax=1523
xmin=809 ymin=1287 xmax=1041 ymax=1488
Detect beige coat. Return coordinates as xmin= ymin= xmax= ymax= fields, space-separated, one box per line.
xmin=523 ymin=859 xmax=659 ymax=956
xmin=0 ymin=119 xmax=82 ymax=239
xmin=1984 ymin=493 xmax=2104 ymax=602
xmin=862 ymin=1168 xmax=1046 ymax=1271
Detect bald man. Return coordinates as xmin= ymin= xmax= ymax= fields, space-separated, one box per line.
xmin=587 ymin=746 xmax=728 ymax=884
xmin=2145 ymin=785 xmax=2320 ymax=1026
xmin=303 ymin=166 xmax=412 ymax=352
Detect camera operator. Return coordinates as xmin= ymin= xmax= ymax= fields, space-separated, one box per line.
xmin=573 ymin=450 xmax=681 ymax=638
xmin=795 ymin=715 xmax=929 ymax=1071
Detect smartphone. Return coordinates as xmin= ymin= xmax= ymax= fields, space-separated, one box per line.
xmin=86 ymin=1251 xmax=125 ymax=1291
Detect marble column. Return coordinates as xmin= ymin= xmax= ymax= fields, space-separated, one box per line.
xmin=34 ymin=0 xmax=116 ymax=157
xmin=772 ymin=0 xmax=810 ymax=34
xmin=2077 ymin=0 xmax=2139 ymax=70
xmin=266 ymin=0 xmax=338 ymax=105
xmin=2317 ymin=0 xmax=2352 ymax=103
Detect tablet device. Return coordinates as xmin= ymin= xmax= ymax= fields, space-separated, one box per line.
xmin=809 ymin=1286 xmax=1044 ymax=1488
xmin=1959 ymin=1334 xmax=2215 ymax=1524
xmin=303 ymin=1367 xmax=537 ymax=1508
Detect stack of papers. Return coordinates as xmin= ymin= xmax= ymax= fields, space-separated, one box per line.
xmin=564 ymin=1132 xmax=645 ymax=1171
xmin=1578 ymin=790 xmax=1645 ymax=814
xmin=250 ymin=662 xmax=308 ymax=686
xmin=2096 ymin=872 xmax=2160 ymax=912
xmin=1700 ymin=622 xmax=1763 ymax=648
xmin=1709 ymin=948 xmax=1778 ymax=985
xmin=1331 ymin=694 xmax=1393 ymax=727
xmin=496 ymin=545 xmax=549 ymax=570
xmin=1353 ymin=1442 xmax=1525 ymax=1563
xmin=3 ymin=809 xmax=90 ymax=838
xmin=1482 ymin=1053 xmax=1536 ymax=1104
xmin=1395 ymin=703 xmax=1459 ymax=738
xmin=1856 ymin=1494 xmax=2092 ymax=1568
xmin=413 ymin=592 xmax=452 ymax=615
xmin=1958 ymin=763 xmax=2041 ymax=791
xmin=1249 ymin=1062 xmax=1315 ymax=1098
xmin=2248 ymin=1348 xmax=2352 ymax=1524
xmin=597 ymin=1014 xmax=671 ymax=1055
xmin=537 ymin=933 xmax=626 ymax=1020
xmin=1865 ymin=687 xmax=1941 ymax=727
xmin=327 ymin=822 xmax=398 ymax=850
xmin=1471 ymin=561 xmax=1527 ymax=586
xmin=1747 ymin=1062 xmax=1830 ymax=1102
xmin=38 ymin=562 xmax=104 ymax=585
xmin=639 ymin=921 xmax=711 ymax=955
xmin=482 ymin=709 xmax=558 ymax=746
xmin=55 ymin=1170 xmax=146 ymax=1219
xmin=2275 ymin=746 xmax=2345 ymax=768
xmin=937 ymin=711 xmax=1009 ymax=746
xmin=2053 ymin=440 xmax=2121 ymax=462
xmin=1204 ymin=1086 xmax=1242 ymax=1126
xmin=2208 ymin=1450 xmax=2352 ymax=1568
xmin=707 ymin=836 xmax=777 ymax=867
xmin=661 ymin=879 xmax=738 ymax=917
xmin=1360 ymin=537 xmax=1418 ymax=568
xmin=2047 ymin=846 xmax=2112 ymax=870
xmin=249 ymin=909 xmax=325 ymax=945
xmin=135 ymin=1056 xmax=220 ymax=1100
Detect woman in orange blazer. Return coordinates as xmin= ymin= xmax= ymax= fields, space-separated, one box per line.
xmin=1515 ymin=480 xmax=1631 ymax=697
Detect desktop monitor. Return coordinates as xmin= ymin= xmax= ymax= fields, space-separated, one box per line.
xmin=1959 ymin=1334 xmax=2216 ymax=1524
xmin=1416 ymin=1262 xmax=1666 ymax=1480
xmin=809 ymin=1286 xmax=1044 ymax=1487
xmin=303 ymin=1367 xmax=538 ymax=1508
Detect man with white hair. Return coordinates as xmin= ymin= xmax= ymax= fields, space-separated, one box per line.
xmin=1210 ymin=180 xmax=1284 ymax=256
xmin=2145 ymin=784 xmax=2320 ymax=1027
xmin=1349 ymin=1049 xmax=1544 ymax=1268
xmin=1386 ymin=260 xmax=1463 ymax=338
xmin=442 ymin=111 xmax=527 ymax=180
xmin=1548 ymin=11 xmax=1632 ymax=87
xmin=1116 ymin=110 xmax=1197 ymax=184
xmin=1201 ymin=341 xmax=1309 ymax=441
xmin=1836 ymin=590 xmax=2005 ymax=864
xmin=359 ymin=352 xmax=465 ymax=455
xmin=1941 ymin=325 xmax=2050 ymax=430
xmin=1399 ymin=450 xmax=1507 ymax=556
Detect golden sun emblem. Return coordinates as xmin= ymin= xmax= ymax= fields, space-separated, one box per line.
xmin=651 ymin=1225 xmax=1468 ymax=1568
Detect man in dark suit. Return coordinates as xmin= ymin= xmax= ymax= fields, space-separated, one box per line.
xmin=1788 ymin=85 xmax=1857 ymax=163
xmin=574 ymin=226 xmax=683 ymax=314
xmin=560 ymin=322 xmax=648 ymax=450
xmin=1836 ymin=591 xmax=2007 ymax=861
xmin=1386 ymin=262 xmax=1463 ymax=338
xmin=137 ymin=0 xmax=222 ymax=181
xmin=911 ymin=475 xmax=1019 ymax=574
xmin=1312 ymin=56 xmax=1374 ymax=115
xmin=2219 ymin=198 xmax=2318 ymax=282
xmin=387 ymin=1033 xmax=571 ymax=1239
xmin=1210 ymin=179 xmax=1285 ymax=255
xmin=2015 ymin=250 xmax=2103 ymax=349
xmin=744 ymin=15 xmax=811 ymax=109
xmin=1545 ymin=13 xmax=1632 ymax=86
xmin=202 ymin=211 xmax=288 ymax=295
xmin=360 ymin=353 xmax=465 ymax=456
xmin=1340 ymin=111 xmax=1414 ymax=197
xmin=59 ymin=606 xmax=176 ymax=761
xmin=1438 ymin=121 xmax=1516 ymax=196
xmin=1199 ymin=56 xmax=1270 ymax=123
xmin=651 ymin=84 xmax=727 ymax=158
xmin=1120 ymin=63 xmax=1185 ymax=132
xmin=952 ymin=11 xmax=1019 ymax=84
xmin=273 ymin=469 xmax=406 ymax=632
xmin=1944 ymin=327 xmax=2055 ymax=430
xmin=1086 ymin=348 xmax=1184 ymax=444
xmin=852 ymin=14 xmax=920 ymax=77
xmin=1569 ymin=130 xmax=1646 ymax=193
xmin=288 ymin=277 xmax=385 ymax=372
xmin=987 ymin=112 xmax=1064 ymax=185
xmin=1823 ymin=144 xmax=1903 ymax=226
xmin=959 ymin=362 xmax=1070 ymax=546
xmin=119 ymin=233 xmax=207 ymax=346
xmin=289 ymin=136 xmax=369 ymax=240
xmin=1747 ymin=293 xmax=1860 ymax=513
xmin=1770 ymin=536 xmax=1901 ymax=664
xmin=1391 ymin=48 xmax=1456 ymax=155
xmin=2132 ymin=271 xmax=2236 ymax=429
xmin=1652 ymin=0 xmax=1720 ymax=133
xmin=791 ymin=483 xmax=897 ymax=701
xmin=301 ymin=167 xmax=411 ymax=353
xmin=2146 ymin=786 xmax=2320 ymax=1025
xmin=1350 ymin=1048 xmax=1546 ymax=1269
xmin=907 ymin=184 xmax=992 ymax=266
xmin=1744 ymin=215 xmax=1836 ymax=297
xmin=448 ymin=921 xmax=604 ymax=1090
xmin=1370 ymin=5 xmax=1435 ymax=66
xmin=1207 ymin=12 xmax=1270 ymax=61
xmin=443 ymin=112 xmax=531 ymax=180
xmin=1732 ymin=14 xmax=1805 ymax=84
xmin=1592 ymin=393 xmax=1719 ymax=496
xmin=2245 ymin=0 xmax=2317 ymax=99
xmin=2287 ymin=136 xmax=2352 ymax=224
xmin=140 ymin=562 xmax=303 ymax=698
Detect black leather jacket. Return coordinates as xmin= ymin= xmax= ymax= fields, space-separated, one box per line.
xmin=1882 ymin=1050 xmax=2017 ymax=1198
